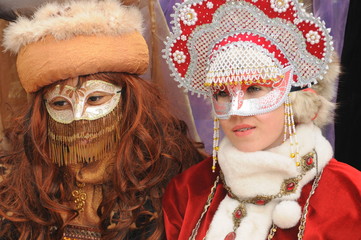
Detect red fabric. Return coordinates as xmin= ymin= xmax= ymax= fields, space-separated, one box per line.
xmin=172 ymin=0 xmax=327 ymax=78
xmin=163 ymin=157 xmax=361 ymax=240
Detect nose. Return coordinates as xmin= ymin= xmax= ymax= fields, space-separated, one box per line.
xmin=230 ymin=89 xmax=244 ymax=111
xmin=73 ymin=101 xmax=86 ymax=120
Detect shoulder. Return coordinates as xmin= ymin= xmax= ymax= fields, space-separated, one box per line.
xmin=301 ymin=159 xmax=361 ymax=238
xmin=162 ymin=156 xmax=218 ymax=213
xmin=322 ymin=158 xmax=361 ymax=190
xmin=165 ymin=157 xmax=216 ymax=193
xmin=316 ymin=158 xmax=361 ymax=209
xmin=162 ymin=157 xmax=224 ymax=240
xmin=316 ymin=158 xmax=361 ymax=202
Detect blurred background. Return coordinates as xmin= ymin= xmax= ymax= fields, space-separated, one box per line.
xmin=0 ymin=0 xmax=360 ymax=170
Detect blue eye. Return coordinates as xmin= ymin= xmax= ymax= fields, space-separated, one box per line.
xmin=244 ymin=85 xmax=272 ymax=99
xmin=247 ymin=85 xmax=262 ymax=93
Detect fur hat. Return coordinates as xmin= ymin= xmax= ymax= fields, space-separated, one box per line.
xmin=291 ymin=52 xmax=340 ymax=128
xmin=2 ymin=0 xmax=149 ymax=93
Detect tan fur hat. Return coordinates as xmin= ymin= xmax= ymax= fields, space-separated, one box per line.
xmin=290 ymin=52 xmax=341 ymax=128
xmin=2 ymin=0 xmax=149 ymax=93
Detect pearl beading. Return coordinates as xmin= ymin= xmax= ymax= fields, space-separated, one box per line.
xmin=163 ymin=0 xmax=334 ymax=97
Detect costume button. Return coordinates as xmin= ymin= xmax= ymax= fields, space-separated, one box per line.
xmin=286 ymin=182 xmax=295 ymax=191
xmin=255 ymin=199 xmax=266 ymax=205
xmin=234 ymin=210 xmax=243 ymax=219
xmin=225 ymin=232 xmax=236 ymax=240
xmin=306 ymin=157 xmax=313 ymax=165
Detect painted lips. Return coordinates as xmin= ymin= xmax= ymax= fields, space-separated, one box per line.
xmin=232 ymin=124 xmax=256 ymax=136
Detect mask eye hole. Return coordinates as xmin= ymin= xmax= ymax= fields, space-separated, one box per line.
xmin=86 ymin=91 xmax=116 ymax=106
xmin=47 ymin=97 xmax=72 ymax=110
xmin=213 ymin=87 xmax=231 ymax=101
xmin=246 ymin=85 xmax=262 ymax=93
xmin=244 ymin=84 xmax=273 ymax=99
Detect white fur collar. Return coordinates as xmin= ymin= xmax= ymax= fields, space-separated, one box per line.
xmin=206 ymin=123 xmax=333 ymax=240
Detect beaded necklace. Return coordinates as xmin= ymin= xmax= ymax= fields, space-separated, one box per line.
xmin=189 ymin=150 xmax=321 ymax=240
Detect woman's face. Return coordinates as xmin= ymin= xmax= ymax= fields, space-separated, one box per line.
xmin=43 ymin=76 xmax=123 ymax=166
xmin=44 ymin=77 xmax=122 ymax=124
xmin=219 ymin=89 xmax=285 ymax=152
xmin=212 ymin=69 xmax=289 ymax=151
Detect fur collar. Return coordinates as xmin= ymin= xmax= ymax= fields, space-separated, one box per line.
xmin=206 ymin=123 xmax=333 ymax=240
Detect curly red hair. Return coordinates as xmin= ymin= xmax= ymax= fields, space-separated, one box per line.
xmin=0 ymin=72 xmax=204 ymax=239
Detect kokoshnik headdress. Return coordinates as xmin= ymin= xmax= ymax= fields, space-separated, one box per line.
xmin=163 ymin=0 xmax=334 ymax=171
xmin=2 ymin=0 xmax=149 ymax=166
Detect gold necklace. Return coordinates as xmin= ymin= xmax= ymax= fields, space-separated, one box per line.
xmin=221 ymin=171 xmax=300 ymax=240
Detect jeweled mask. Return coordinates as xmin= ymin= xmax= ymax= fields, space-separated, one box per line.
xmin=206 ymin=37 xmax=293 ymax=118
xmin=44 ymin=80 xmax=122 ymax=166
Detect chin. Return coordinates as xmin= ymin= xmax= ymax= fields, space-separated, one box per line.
xmin=233 ymin=145 xmax=260 ymax=152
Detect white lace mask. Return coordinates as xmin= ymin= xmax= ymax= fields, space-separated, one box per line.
xmin=211 ymin=67 xmax=293 ymax=118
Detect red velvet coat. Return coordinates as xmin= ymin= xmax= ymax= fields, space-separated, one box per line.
xmin=163 ymin=157 xmax=361 ymax=240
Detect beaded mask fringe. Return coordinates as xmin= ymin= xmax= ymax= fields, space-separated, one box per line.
xmin=212 ymin=117 xmax=220 ymax=172
xmin=284 ymin=95 xmax=301 ymax=168
xmin=47 ymin=104 xmax=122 ymax=166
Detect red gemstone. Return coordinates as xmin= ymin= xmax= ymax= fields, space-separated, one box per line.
xmin=286 ymin=182 xmax=295 ymax=191
xmin=255 ymin=199 xmax=266 ymax=205
xmin=307 ymin=157 xmax=314 ymax=165
xmin=225 ymin=232 xmax=236 ymax=240
xmin=234 ymin=210 xmax=243 ymax=219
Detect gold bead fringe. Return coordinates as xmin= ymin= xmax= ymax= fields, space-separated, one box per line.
xmin=212 ymin=117 xmax=220 ymax=172
xmin=47 ymin=104 xmax=122 ymax=166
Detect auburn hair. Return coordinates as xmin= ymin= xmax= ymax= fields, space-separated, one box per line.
xmin=0 ymin=72 xmax=204 ymax=239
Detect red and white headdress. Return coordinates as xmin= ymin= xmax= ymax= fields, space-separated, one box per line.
xmin=164 ymin=0 xmax=336 ymax=171
xmin=163 ymin=0 xmax=334 ymax=98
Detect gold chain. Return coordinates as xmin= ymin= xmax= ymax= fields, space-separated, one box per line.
xmin=267 ymin=224 xmax=278 ymax=240
xmin=189 ymin=176 xmax=219 ymax=240
xmin=297 ymin=170 xmax=322 ymax=239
